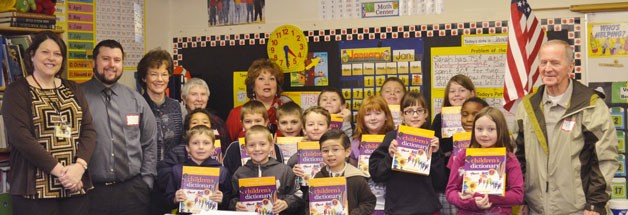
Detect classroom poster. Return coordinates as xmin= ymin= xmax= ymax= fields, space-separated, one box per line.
xmin=338 ymin=38 xmax=424 ymax=116
xmin=233 ymin=71 xmax=248 ymax=107
xmin=62 ymin=0 xmax=96 ymax=82
xmin=208 ymin=0 xmax=265 ymax=27
xmin=290 ymin=52 xmax=329 ymax=87
xmin=587 ymin=20 xmax=628 ymax=83
xmin=430 ymin=45 xmax=514 ymax=130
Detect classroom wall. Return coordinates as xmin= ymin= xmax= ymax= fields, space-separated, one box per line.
xmin=141 ymin=0 xmax=626 ymax=89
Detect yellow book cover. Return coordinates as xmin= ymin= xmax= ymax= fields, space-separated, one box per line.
xmin=392 ymin=125 xmax=435 ymax=175
xmin=308 ymin=177 xmax=349 ymax=215
xmin=179 ymin=166 xmax=221 ymax=214
xmin=298 ymin=141 xmax=324 ymax=186
xmin=330 ymin=114 xmax=344 ymax=130
xmin=238 ymin=176 xmax=277 ymax=214
xmin=463 ymin=147 xmax=507 ymax=196
xmin=358 ymin=134 xmax=385 ymax=176
xmin=441 ymin=106 xmax=464 ymax=138
xmin=452 ymin=131 xmax=472 ymax=160
xmin=276 ymin=136 xmax=304 ymax=164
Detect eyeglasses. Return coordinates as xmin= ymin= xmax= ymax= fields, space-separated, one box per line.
xmin=403 ymin=109 xmax=425 ymax=116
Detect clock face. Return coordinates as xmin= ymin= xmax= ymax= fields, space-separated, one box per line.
xmin=267 ymin=25 xmax=308 ymax=72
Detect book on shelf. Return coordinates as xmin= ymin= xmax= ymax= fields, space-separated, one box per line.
xmin=6 ymin=34 xmax=32 ymax=56
xmin=441 ymin=106 xmax=464 ymax=138
xmin=358 ymin=134 xmax=384 ymax=176
xmin=179 ymin=166 xmax=220 ymax=214
xmin=0 ymin=115 xmax=5 ymax=150
xmin=276 ymin=136 xmax=303 ymax=164
xmin=452 ymin=131 xmax=472 ymax=160
xmin=238 ymin=176 xmax=276 ymax=214
xmin=5 ymin=44 xmax=25 ymax=82
xmin=329 ymin=114 xmax=343 ymax=130
xmin=308 ymin=177 xmax=349 ymax=215
xmin=463 ymin=147 xmax=507 ymax=196
xmin=392 ymin=125 xmax=435 ymax=175
xmin=0 ymin=22 xmax=55 ymax=29
xmin=297 ymin=141 xmax=324 ymax=186
xmin=0 ymin=11 xmax=56 ymax=20
xmin=0 ymin=17 xmax=56 ymax=24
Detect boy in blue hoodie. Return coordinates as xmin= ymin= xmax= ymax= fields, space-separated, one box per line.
xmin=162 ymin=125 xmax=232 ymax=212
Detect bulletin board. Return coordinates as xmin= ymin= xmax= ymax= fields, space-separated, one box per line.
xmin=586 ymin=11 xmax=628 ymax=200
xmin=58 ymin=0 xmax=145 ymax=82
xmin=173 ymin=17 xmax=582 ymax=122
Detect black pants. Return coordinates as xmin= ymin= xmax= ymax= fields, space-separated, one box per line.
xmin=12 ymin=194 xmax=89 ymax=215
xmin=88 ymin=176 xmax=150 ymax=215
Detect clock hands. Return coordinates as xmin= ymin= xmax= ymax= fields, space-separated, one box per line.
xmin=283 ymin=45 xmax=290 ymax=68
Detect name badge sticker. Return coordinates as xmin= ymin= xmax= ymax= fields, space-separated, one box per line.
xmin=561 ymin=119 xmax=575 ymax=132
xmin=127 ymin=114 xmax=140 ymax=126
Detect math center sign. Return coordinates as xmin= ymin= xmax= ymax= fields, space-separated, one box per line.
xmin=362 ymin=1 xmax=399 ymax=18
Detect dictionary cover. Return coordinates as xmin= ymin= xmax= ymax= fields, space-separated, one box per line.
xmin=452 ymin=132 xmax=472 ymax=160
xmin=358 ymin=134 xmax=385 ymax=176
xmin=211 ymin=139 xmax=223 ymax=163
xmin=239 ymin=137 xmax=250 ymax=166
xmin=308 ymin=177 xmax=349 ymax=215
xmin=298 ymin=141 xmax=324 ymax=186
xmin=330 ymin=114 xmax=344 ymax=130
xmin=179 ymin=166 xmax=220 ymax=214
xmin=239 ymin=176 xmax=277 ymax=214
xmin=392 ymin=125 xmax=435 ymax=175
xmin=441 ymin=106 xmax=464 ymax=138
xmin=388 ymin=104 xmax=402 ymax=127
xmin=276 ymin=136 xmax=303 ymax=164
xmin=463 ymin=147 xmax=507 ymax=196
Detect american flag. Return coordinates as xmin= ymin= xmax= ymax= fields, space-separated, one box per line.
xmin=503 ymin=0 xmax=547 ymax=111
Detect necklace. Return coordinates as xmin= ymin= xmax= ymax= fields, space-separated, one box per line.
xmin=32 ymin=75 xmax=61 ymax=113
xmin=32 ymin=75 xmax=57 ymax=90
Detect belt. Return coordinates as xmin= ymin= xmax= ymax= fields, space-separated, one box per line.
xmin=96 ymin=175 xmax=140 ymax=186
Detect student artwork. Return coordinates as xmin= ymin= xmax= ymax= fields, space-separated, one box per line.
xmin=463 ymin=147 xmax=507 ymax=196
xmin=297 ymin=141 xmax=324 ymax=186
xmin=308 ymin=177 xmax=349 ymax=215
xmin=392 ymin=125 xmax=435 ymax=175
xmin=358 ymin=134 xmax=385 ymax=176
xmin=276 ymin=136 xmax=303 ymax=164
xmin=239 ymin=176 xmax=277 ymax=215
xmin=179 ymin=166 xmax=220 ymax=214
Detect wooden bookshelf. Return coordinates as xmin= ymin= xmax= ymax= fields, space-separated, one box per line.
xmin=0 ymin=26 xmax=63 ymax=35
